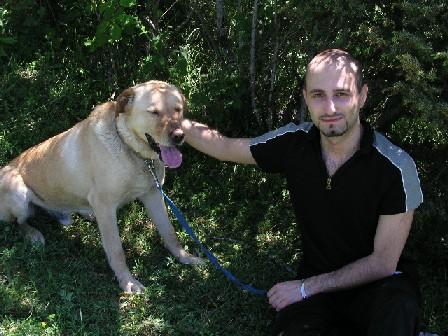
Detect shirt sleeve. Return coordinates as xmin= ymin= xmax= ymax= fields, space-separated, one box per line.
xmin=378 ymin=153 xmax=423 ymax=214
xmin=249 ymin=122 xmax=308 ymax=173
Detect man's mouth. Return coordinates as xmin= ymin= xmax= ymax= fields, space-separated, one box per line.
xmin=320 ymin=114 xmax=344 ymax=123
xmin=145 ymin=133 xmax=183 ymax=169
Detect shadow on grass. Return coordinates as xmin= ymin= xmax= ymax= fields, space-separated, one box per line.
xmin=0 ymin=212 xmax=122 ymax=335
xmin=1 ymin=204 xmax=281 ymax=335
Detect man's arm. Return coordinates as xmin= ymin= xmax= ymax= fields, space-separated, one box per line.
xmin=268 ymin=210 xmax=414 ymax=311
xmin=181 ymin=119 xmax=256 ymax=164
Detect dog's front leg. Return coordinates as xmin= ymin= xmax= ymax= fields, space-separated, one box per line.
xmin=139 ymin=191 xmax=203 ymax=265
xmin=88 ymin=194 xmax=145 ymax=293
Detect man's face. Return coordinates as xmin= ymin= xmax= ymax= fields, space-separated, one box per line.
xmin=303 ymin=60 xmax=367 ymax=138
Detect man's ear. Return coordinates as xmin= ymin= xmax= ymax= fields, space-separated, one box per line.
xmin=302 ymin=88 xmax=308 ymax=106
xmin=360 ymin=84 xmax=368 ymax=108
xmin=116 ymin=88 xmax=134 ymax=115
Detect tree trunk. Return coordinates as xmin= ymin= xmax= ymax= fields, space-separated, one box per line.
xmin=267 ymin=11 xmax=279 ymax=129
xmin=216 ymin=0 xmax=224 ymax=38
xmin=250 ymin=0 xmax=261 ymax=127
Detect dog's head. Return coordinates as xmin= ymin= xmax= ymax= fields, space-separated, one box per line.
xmin=116 ymin=81 xmax=186 ymax=168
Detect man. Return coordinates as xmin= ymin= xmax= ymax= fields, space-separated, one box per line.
xmin=182 ymin=49 xmax=423 ymax=335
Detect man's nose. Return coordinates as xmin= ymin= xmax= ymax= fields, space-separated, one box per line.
xmin=324 ymin=98 xmax=337 ymax=114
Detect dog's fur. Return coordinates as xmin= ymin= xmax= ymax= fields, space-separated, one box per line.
xmin=0 ymin=81 xmax=202 ymax=293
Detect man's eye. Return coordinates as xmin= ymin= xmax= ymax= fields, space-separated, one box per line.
xmin=149 ymin=110 xmax=159 ymax=116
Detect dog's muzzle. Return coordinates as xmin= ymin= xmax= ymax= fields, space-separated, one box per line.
xmin=170 ymin=129 xmax=185 ymax=145
xmin=144 ymin=132 xmax=183 ymax=169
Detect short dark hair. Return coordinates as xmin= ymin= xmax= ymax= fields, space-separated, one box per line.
xmin=304 ymin=49 xmax=364 ymax=92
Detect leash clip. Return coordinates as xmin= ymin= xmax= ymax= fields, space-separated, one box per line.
xmin=145 ymin=159 xmax=162 ymax=189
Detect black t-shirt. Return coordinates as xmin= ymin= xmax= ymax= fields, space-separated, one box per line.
xmin=250 ymin=121 xmax=423 ymax=277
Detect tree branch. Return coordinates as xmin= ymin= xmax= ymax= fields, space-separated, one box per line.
xmin=190 ymin=5 xmax=225 ymax=64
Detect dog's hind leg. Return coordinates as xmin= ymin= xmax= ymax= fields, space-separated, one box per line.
xmin=139 ymin=191 xmax=203 ymax=265
xmin=4 ymin=191 xmax=45 ymax=244
xmin=0 ymin=166 xmax=45 ymax=244
xmin=14 ymin=196 xmax=45 ymax=245
xmin=17 ymin=216 xmax=46 ymax=245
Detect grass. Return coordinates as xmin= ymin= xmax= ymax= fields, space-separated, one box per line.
xmin=1 ymin=158 xmax=447 ymax=335
xmin=0 ymin=178 xmax=295 ymax=335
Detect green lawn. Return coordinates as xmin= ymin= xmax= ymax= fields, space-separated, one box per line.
xmin=1 ymin=158 xmax=447 ymax=335
xmin=0 ymin=161 xmax=296 ymax=335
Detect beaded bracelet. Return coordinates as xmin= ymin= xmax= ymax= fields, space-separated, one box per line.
xmin=300 ymin=279 xmax=308 ymax=300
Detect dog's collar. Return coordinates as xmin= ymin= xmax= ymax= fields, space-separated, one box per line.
xmin=115 ymin=114 xmax=159 ymax=161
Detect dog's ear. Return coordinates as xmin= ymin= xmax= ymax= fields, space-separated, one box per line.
xmin=180 ymin=92 xmax=188 ymax=114
xmin=116 ymin=88 xmax=134 ymax=115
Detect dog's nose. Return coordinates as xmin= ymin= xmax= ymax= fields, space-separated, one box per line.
xmin=171 ymin=129 xmax=185 ymax=144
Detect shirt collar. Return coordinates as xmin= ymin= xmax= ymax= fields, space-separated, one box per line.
xmin=307 ymin=119 xmax=374 ymax=155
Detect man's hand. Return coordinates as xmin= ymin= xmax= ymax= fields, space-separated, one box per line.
xmin=267 ymin=280 xmax=302 ymax=311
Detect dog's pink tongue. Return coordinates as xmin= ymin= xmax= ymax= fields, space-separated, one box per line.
xmin=160 ymin=146 xmax=182 ymax=168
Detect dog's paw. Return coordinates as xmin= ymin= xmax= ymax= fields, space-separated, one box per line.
xmin=178 ymin=251 xmax=204 ymax=265
xmin=119 ymin=277 xmax=145 ymax=294
xmin=25 ymin=229 xmax=46 ymax=245
xmin=27 ymin=230 xmax=45 ymax=245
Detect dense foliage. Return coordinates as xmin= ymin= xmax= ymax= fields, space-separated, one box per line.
xmin=1 ymin=0 xmax=447 ymax=334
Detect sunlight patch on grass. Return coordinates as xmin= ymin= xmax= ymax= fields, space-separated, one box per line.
xmin=17 ymin=61 xmax=40 ymax=81
xmin=1 ymin=315 xmax=61 ymax=336
xmin=256 ymin=230 xmax=285 ymax=244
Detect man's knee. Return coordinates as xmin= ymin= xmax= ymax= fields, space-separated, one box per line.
xmin=272 ymin=296 xmax=340 ymax=336
xmin=369 ymin=290 xmax=421 ymax=335
xmin=392 ymin=291 xmax=420 ymax=324
xmin=382 ymin=288 xmax=420 ymax=317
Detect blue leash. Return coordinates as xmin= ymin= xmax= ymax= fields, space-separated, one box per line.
xmin=146 ymin=160 xmax=267 ymax=297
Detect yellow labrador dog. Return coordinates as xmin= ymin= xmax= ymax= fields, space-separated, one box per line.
xmin=0 ymin=81 xmax=202 ymax=293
